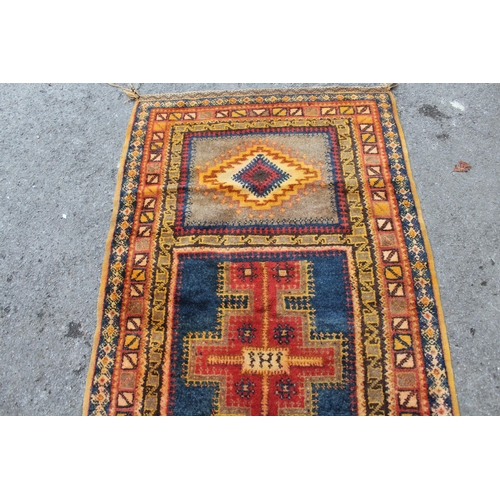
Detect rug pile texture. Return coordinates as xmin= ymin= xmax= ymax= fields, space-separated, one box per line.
xmin=84 ymin=86 xmax=459 ymax=415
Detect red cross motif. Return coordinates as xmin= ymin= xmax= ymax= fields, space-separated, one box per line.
xmin=184 ymin=260 xmax=344 ymax=415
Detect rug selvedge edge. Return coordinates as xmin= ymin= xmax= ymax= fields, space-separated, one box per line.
xmin=82 ymin=101 xmax=140 ymax=416
xmin=388 ymin=92 xmax=460 ymax=416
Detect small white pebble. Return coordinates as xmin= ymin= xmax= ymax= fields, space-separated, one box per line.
xmin=62 ymin=214 xmax=67 ymax=219
xmin=450 ymin=100 xmax=465 ymax=112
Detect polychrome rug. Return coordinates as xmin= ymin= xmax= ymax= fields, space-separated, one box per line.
xmin=84 ymin=85 xmax=459 ymax=416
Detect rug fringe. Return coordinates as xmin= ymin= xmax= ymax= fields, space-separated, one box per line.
xmin=107 ymin=83 xmax=397 ymax=102
xmin=107 ymin=83 xmax=141 ymax=101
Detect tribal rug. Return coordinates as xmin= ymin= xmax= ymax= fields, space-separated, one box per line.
xmin=84 ymin=85 xmax=459 ymax=416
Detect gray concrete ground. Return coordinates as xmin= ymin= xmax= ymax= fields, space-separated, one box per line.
xmin=0 ymin=83 xmax=498 ymax=415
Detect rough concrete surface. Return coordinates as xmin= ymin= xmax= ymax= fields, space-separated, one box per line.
xmin=0 ymin=83 xmax=498 ymax=415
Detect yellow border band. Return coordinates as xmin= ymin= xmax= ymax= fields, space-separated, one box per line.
xmin=82 ymin=101 xmax=139 ymax=416
xmin=389 ymin=91 xmax=460 ymax=416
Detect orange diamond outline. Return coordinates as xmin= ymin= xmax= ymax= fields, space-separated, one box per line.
xmin=199 ymin=144 xmax=321 ymax=210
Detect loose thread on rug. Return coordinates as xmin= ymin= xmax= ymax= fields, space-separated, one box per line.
xmin=107 ymin=83 xmax=141 ymax=101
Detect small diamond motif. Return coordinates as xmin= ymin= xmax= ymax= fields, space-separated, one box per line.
xmin=232 ymin=154 xmax=290 ymax=197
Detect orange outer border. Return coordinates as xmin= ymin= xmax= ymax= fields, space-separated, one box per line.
xmin=389 ymin=91 xmax=460 ymax=416
xmin=82 ymin=102 xmax=139 ymax=416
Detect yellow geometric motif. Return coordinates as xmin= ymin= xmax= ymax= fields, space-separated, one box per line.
xmin=199 ymin=144 xmax=321 ymax=210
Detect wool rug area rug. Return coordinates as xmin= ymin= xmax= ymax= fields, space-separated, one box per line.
xmin=84 ymin=86 xmax=459 ymax=416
